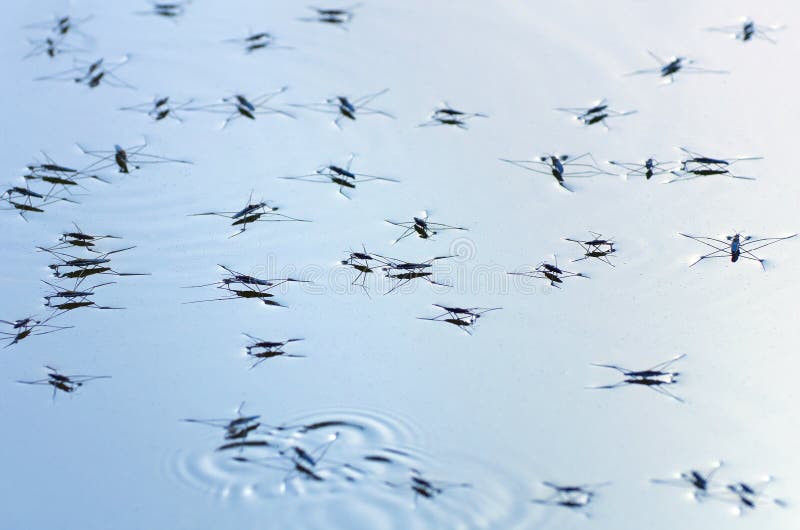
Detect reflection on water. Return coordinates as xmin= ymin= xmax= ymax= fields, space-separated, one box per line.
xmin=2 ymin=1 xmax=799 ymax=529
xmin=171 ymin=407 xmax=539 ymax=528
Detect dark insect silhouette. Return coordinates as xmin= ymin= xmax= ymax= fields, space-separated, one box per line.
xmin=373 ymin=254 xmax=453 ymax=294
xmin=243 ymin=334 xmax=305 ymax=369
xmin=607 ymin=157 xmax=676 ymax=180
xmin=667 ymin=147 xmax=761 ymax=183
xmin=707 ymin=17 xmax=784 ymax=44
xmin=1 ymin=316 xmax=72 ymax=347
xmin=120 ymin=96 xmax=194 ymax=122
xmin=531 ymin=481 xmax=609 ymax=514
xmin=18 ymin=365 xmax=110 ymax=400
xmin=680 ymin=232 xmax=796 ymax=269
xmin=300 ymin=5 xmax=361 ymax=28
xmin=186 ymin=88 xmax=295 ymax=128
xmin=509 ymin=257 xmax=587 ymax=288
xmin=281 ymin=154 xmax=398 ymax=198
xmin=418 ymin=304 xmax=501 ymax=335
xmin=36 ymin=56 xmax=134 ymax=89
xmin=191 ymin=192 xmax=309 ymax=237
xmin=555 ymin=98 xmax=636 ymax=129
xmin=652 ymin=461 xmax=723 ymax=501
xmin=501 ymin=153 xmax=610 ymax=192
xmin=625 ymin=51 xmax=727 ymax=84
xmin=589 ymin=354 xmax=686 ymax=402
xmin=565 ymin=232 xmax=616 ymax=266
xmin=291 ymin=89 xmax=393 ymax=128
xmin=76 ymin=141 xmax=191 ymax=175
xmin=418 ymin=103 xmax=487 ymax=129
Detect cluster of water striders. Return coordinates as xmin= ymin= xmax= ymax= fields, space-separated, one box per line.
xmin=4 ymin=3 xmax=795 ymax=523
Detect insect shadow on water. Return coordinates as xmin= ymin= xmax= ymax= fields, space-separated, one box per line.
xmin=2 ymin=182 xmax=44 ymax=205
xmin=25 ymin=35 xmax=87 ymax=59
xmin=418 ymin=304 xmax=501 ymax=335
xmin=224 ymin=31 xmax=292 ymax=53
xmin=589 ymin=354 xmax=686 ymax=402
xmin=184 ymin=283 xmax=288 ymax=307
xmin=183 ymin=265 xmax=309 ymax=307
xmin=360 ymin=448 xmax=411 ymax=467
xmin=45 ymin=295 xmax=119 ymax=316
xmin=290 ymin=89 xmax=393 ymax=128
xmin=41 ymin=278 xmax=122 ymax=318
xmin=183 ymin=407 xmax=404 ymax=490
xmin=33 ymin=230 xmax=142 ymax=325
xmin=386 ymin=468 xmax=471 ymax=504
xmin=281 ymin=154 xmax=398 ymax=199
xmin=17 ymin=365 xmax=110 ymax=401
xmin=508 ymin=256 xmax=587 ymax=288
xmin=500 ymin=152 xmax=611 ymax=192
xmin=417 ymin=103 xmax=487 ymax=129
xmin=24 ymin=15 xmax=93 ymax=59
xmin=190 ymin=192 xmax=309 ymax=237
xmin=340 ymin=246 xmax=385 ymax=294
xmin=40 ymin=245 xmax=143 ymax=277
xmin=1 ymin=316 xmax=72 ymax=347
xmin=555 ymin=98 xmax=636 ymax=129
xmin=186 ymin=87 xmax=295 ymax=128
xmin=76 ymin=141 xmax=191 ymax=175
xmin=40 ymin=223 xmax=121 ymax=253
xmin=183 ymin=402 xmax=272 ymax=452
xmin=42 ymin=278 xmax=115 ymax=304
xmin=707 ymin=17 xmax=784 ymax=44
xmin=625 ymin=51 xmax=728 ymax=84
xmin=26 ymin=15 xmax=93 ymax=39
xmin=243 ymin=334 xmax=305 ymax=369
xmin=228 ymin=422 xmax=355 ymax=486
xmin=667 ymin=147 xmax=761 ymax=183
xmin=385 ymin=211 xmax=467 ymax=244
xmin=232 ymin=432 xmax=347 ymax=491
xmin=7 ymin=158 xmax=94 ymax=215
xmin=680 ymin=232 xmax=797 ymax=270
xmin=372 ymin=254 xmax=453 ymax=294
xmin=135 ymin=1 xmax=191 ymax=19
xmin=299 ymin=5 xmax=361 ymax=29
xmin=565 ymin=232 xmax=616 ymax=266
xmin=651 ymin=461 xmax=723 ymax=501
xmin=49 ymin=262 xmax=148 ymax=280
xmin=36 ymin=56 xmax=134 ymax=89
xmin=23 ymin=152 xmax=108 ymax=200
xmin=2 ymin=181 xmax=77 ymax=220
xmin=120 ymin=96 xmax=194 ymax=123
xmin=531 ymin=481 xmax=610 ymax=516
xmin=607 ymin=157 xmax=676 ymax=180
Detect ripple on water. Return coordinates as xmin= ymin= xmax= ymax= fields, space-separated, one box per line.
xmin=167 ymin=407 xmax=542 ymax=529
xmin=168 ymin=408 xmax=422 ymax=500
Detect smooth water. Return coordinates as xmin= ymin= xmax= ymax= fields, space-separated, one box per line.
xmin=1 ymin=1 xmax=798 ymax=529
